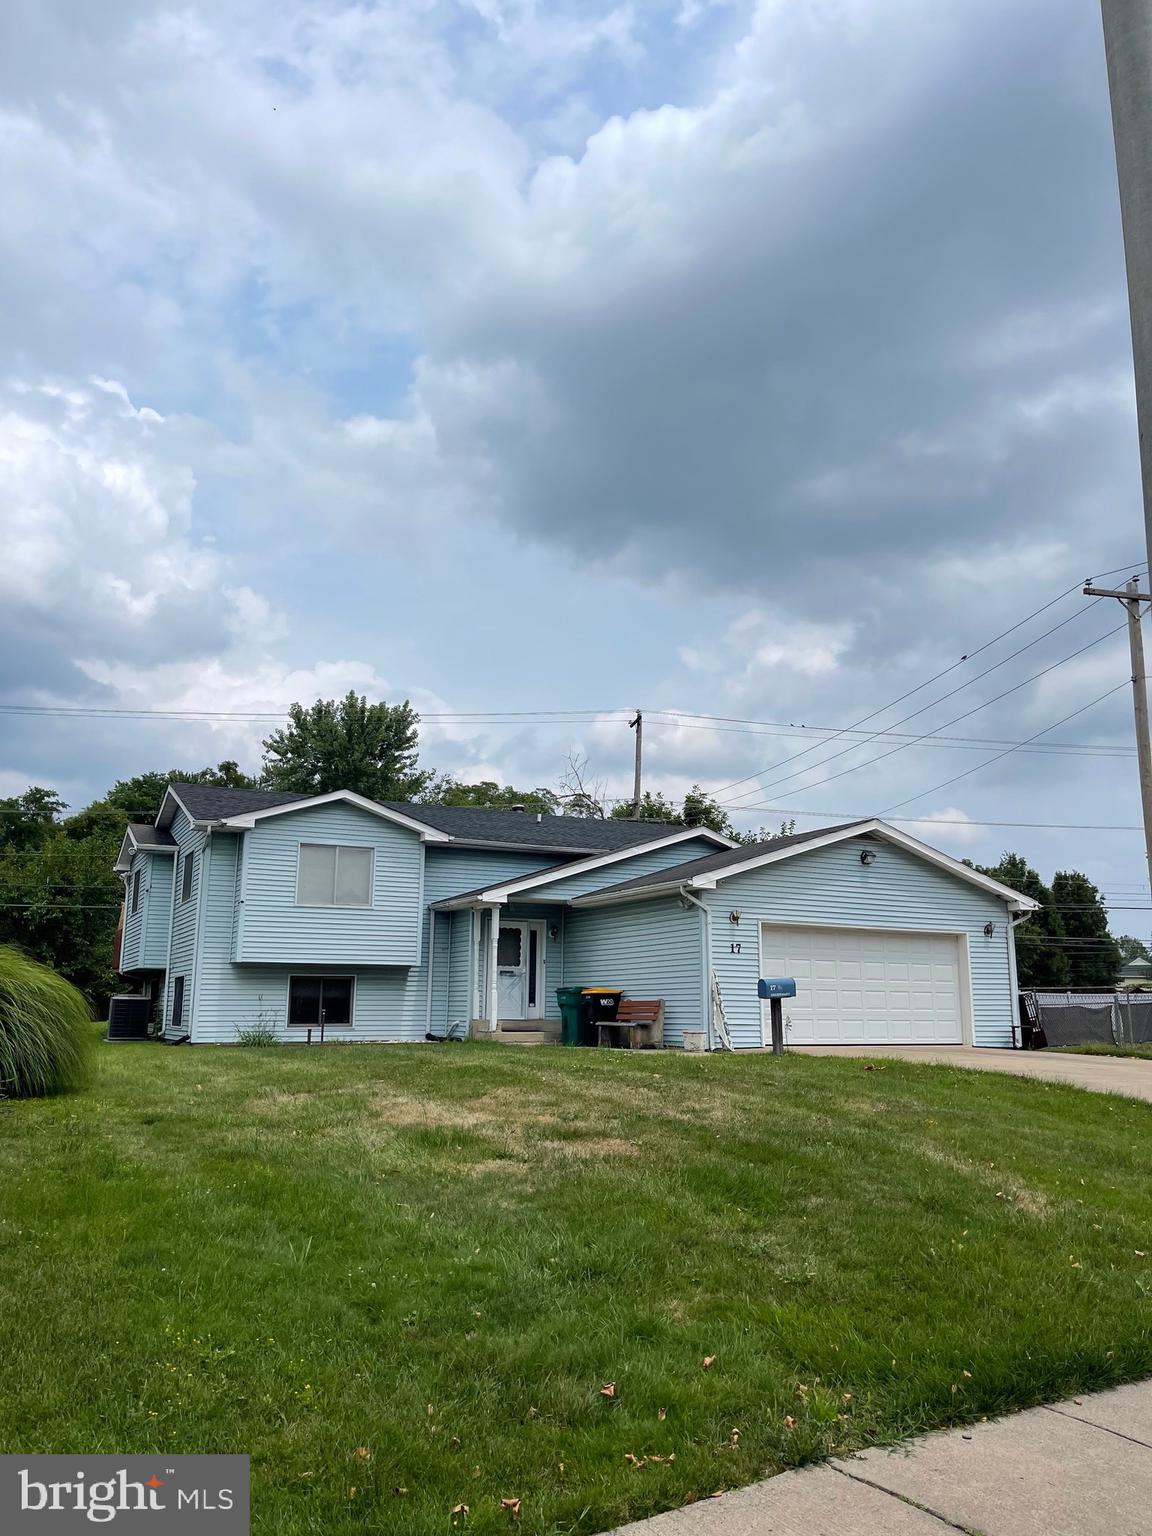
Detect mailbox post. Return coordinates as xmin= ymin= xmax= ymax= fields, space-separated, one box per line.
xmin=757 ymin=977 xmax=796 ymax=1056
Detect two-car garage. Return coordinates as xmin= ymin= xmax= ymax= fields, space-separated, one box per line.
xmin=759 ymin=923 xmax=967 ymax=1046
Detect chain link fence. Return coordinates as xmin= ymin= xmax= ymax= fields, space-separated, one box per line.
xmin=1021 ymin=991 xmax=1152 ymax=1048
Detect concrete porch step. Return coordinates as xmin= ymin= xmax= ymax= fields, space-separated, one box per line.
xmin=474 ymin=1019 xmax=563 ymax=1046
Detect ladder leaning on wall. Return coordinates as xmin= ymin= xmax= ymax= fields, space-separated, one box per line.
xmin=709 ymin=970 xmax=734 ymax=1052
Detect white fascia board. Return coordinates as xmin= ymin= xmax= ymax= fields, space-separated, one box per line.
xmin=687 ymin=820 xmax=1040 ymax=909
xmin=217 ymin=790 xmax=453 ymax=841
xmin=570 ymin=820 xmax=1041 ymax=912
xmin=114 ymin=830 xmax=135 ymax=873
xmin=155 ymin=785 xmax=195 ymax=831
xmin=114 ymin=827 xmax=177 ymax=872
xmin=441 ymin=826 xmax=735 ymax=909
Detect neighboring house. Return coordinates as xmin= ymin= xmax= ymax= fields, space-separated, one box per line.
xmin=115 ymin=784 xmax=1037 ymax=1048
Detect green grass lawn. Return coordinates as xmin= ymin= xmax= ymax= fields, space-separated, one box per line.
xmin=1050 ymin=1043 xmax=1152 ymax=1059
xmin=4 ymin=1035 xmax=1152 ymax=1535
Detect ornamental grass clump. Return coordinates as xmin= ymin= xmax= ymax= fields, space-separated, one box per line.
xmin=0 ymin=946 xmax=92 ymax=1098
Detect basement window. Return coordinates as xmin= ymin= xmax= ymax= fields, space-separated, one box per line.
xmin=288 ymin=976 xmax=354 ymax=1028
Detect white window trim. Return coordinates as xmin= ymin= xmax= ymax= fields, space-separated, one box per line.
xmin=286 ymin=973 xmax=357 ymax=1029
xmin=131 ymin=868 xmax=143 ymax=914
xmin=181 ymin=850 xmax=195 ymax=904
xmin=295 ymin=842 xmax=376 ymax=909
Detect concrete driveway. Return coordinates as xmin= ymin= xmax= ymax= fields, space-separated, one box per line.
xmin=792 ymin=1045 xmax=1152 ymax=1103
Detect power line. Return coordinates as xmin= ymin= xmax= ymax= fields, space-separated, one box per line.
xmin=643 ymin=714 xmax=1136 ymax=759
xmin=709 ymin=804 xmax=1146 ymax=831
xmin=712 ymin=566 xmax=1145 ymax=804
xmin=708 ymin=574 xmax=1129 ymax=800
xmin=720 ymin=621 xmax=1129 ymax=808
xmin=880 ymin=683 xmax=1131 ymax=815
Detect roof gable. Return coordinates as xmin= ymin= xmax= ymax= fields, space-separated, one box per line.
xmin=216 ymin=789 xmax=452 ymax=841
xmin=432 ymin=826 xmax=735 ymax=908
xmin=571 ymin=820 xmax=1040 ymax=911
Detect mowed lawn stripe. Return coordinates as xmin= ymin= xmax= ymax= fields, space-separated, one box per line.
xmin=2 ymin=1036 xmax=1151 ymax=1535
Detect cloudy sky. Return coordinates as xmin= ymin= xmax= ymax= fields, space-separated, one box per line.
xmin=1 ymin=0 xmax=1149 ymax=918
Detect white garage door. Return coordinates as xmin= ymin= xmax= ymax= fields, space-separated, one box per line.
xmin=760 ymin=924 xmax=965 ymax=1045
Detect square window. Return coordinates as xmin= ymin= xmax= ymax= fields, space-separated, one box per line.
xmin=288 ymin=976 xmax=353 ymax=1028
xmin=296 ymin=844 xmax=372 ymax=906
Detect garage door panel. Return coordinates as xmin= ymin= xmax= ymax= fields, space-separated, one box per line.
xmin=762 ymin=924 xmax=964 ymax=1046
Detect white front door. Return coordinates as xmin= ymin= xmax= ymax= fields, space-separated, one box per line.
xmin=760 ymin=923 xmax=966 ymax=1045
xmin=496 ymin=922 xmax=545 ymax=1020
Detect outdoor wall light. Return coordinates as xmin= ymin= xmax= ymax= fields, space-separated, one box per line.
xmin=860 ymin=849 xmax=877 ymax=865
xmin=984 ymin=922 xmax=995 ymax=938
xmin=548 ymin=925 xmax=559 ymax=941
xmin=728 ymin=910 xmax=741 ymax=925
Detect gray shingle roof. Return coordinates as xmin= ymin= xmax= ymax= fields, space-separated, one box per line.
xmin=165 ymin=784 xmax=310 ymax=822
xmin=162 ymin=782 xmax=694 ymax=854
xmin=576 ymin=821 xmax=872 ymax=900
xmin=127 ymin=822 xmax=177 ymax=849
xmin=378 ymin=802 xmax=689 ymax=852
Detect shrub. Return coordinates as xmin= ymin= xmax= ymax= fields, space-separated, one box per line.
xmin=0 ymin=945 xmax=92 ymax=1098
xmin=235 ymin=1023 xmax=279 ymax=1047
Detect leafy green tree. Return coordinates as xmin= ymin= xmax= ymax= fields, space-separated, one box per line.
xmin=0 ymin=818 xmax=122 ymax=1008
xmin=0 ymin=787 xmax=67 ymax=854
xmin=1051 ymin=870 xmax=1122 ymax=988
xmin=611 ymin=785 xmax=739 ymax=834
xmin=1117 ymin=935 xmax=1152 ymax=964
xmin=101 ymin=761 xmax=259 ymax=825
xmin=261 ymin=692 xmax=432 ymax=801
xmin=425 ymin=779 xmax=560 ymax=814
xmin=977 ymin=853 xmax=1069 ymax=988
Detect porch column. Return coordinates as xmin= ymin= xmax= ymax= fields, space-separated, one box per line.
xmin=486 ymin=904 xmax=501 ymax=1033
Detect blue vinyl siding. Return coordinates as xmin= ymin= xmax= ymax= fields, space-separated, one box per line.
xmin=120 ymin=855 xmax=145 ymax=971
xmin=521 ymin=836 xmax=721 ymax=903
xmin=163 ymin=808 xmax=203 ymax=1032
xmin=425 ymin=848 xmax=562 ymax=1031
xmin=121 ymin=851 xmax=173 ymax=971
xmin=706 ymin=836 xmax=1018 ymax=1049
xmin=445 ymin=910 xmax=473 ymax=1029
xmin=193 ymin=838 xmax=565 ymax=1043
xmin=234 ymin=805 xmax=424 ymax=966
xmin=563 ymin=896 xmax=704 ymax=1046
xmin=141 ymin=855 xmax=174 ymax=968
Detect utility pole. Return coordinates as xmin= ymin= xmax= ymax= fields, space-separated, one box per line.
xmin=629 ymin=710 xmax=643 ymax=817
xmin=1101 ymin=0 xmax=1152 ymax=574
xmin=1084 ymin=577 xmax=1152 ymax=888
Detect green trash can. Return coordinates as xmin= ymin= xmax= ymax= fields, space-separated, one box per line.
xmin=556 ymin=987 xmax=586 ymax=1046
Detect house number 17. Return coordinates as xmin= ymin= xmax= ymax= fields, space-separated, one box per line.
xmin=730 ymin=941 xmax=742 ymax=954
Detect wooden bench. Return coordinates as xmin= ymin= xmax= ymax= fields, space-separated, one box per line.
xmin=597 ymin=999 xmax=664 ymax=1050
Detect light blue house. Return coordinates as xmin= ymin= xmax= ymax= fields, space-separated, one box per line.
xmin=115 ymin=784 xmax=1036 ymax=1048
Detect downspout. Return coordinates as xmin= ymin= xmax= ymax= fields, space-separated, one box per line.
xmin=1006 ymin=908 xmax=1031 ymax=1048
xmin=425 ymin=909 xmax=437 ymax=1038
xmin=188 ymin=828 xmax=213 ymax=1043
xmin=679 ymin=886 xmax=713 ymax=1049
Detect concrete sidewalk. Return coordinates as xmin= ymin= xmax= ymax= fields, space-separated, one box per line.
xmin=610 ymin=1380 xmax=1152 ymax=1535
xmin=792 ymin=1044 xmax=1152 ymax=1103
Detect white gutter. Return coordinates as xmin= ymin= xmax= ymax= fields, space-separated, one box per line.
xmin=678 ymin=886 xmax=714 ymax=1051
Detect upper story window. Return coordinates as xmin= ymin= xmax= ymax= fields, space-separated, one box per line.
xmin=296 ymin=843 xmax=374 ymax=908
xmin=131 ymin=868 xmax=142 ymax=914
xmin=181 ymin=852 xmax=195 ymax=904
